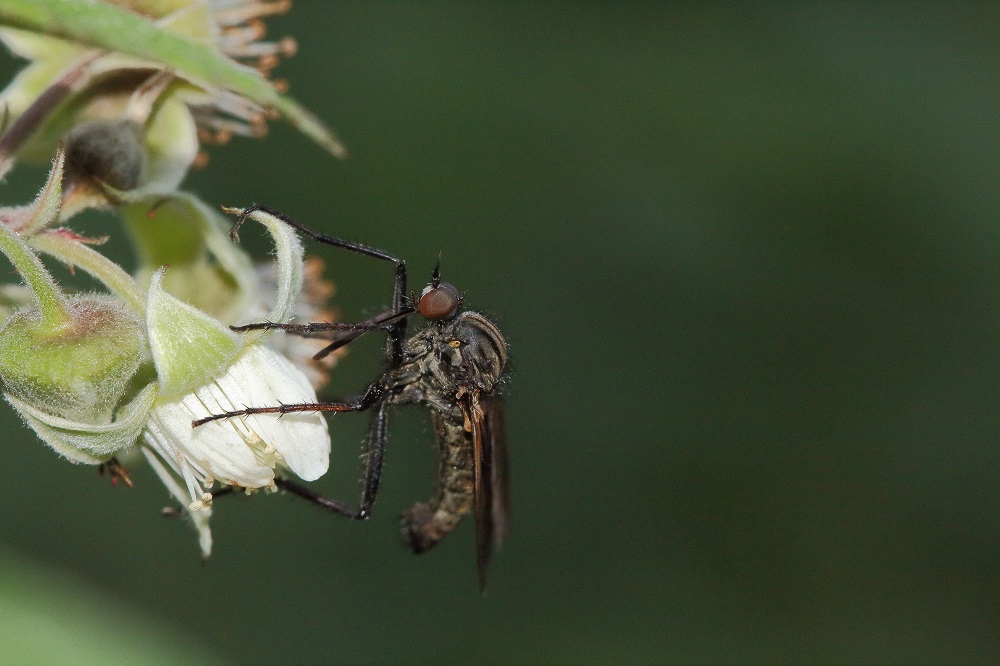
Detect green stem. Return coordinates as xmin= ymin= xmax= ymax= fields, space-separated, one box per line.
xmin=0 ymin=222 xmax=70 ymax=330
xmin=29 ymin=231 xmax=145 ymax=315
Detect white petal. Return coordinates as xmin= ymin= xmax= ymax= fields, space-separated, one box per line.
xmin=217 ymin=345 xmax=331 ymax=481
xmin=146 ymin=344 xmax=331 ymax=491
xmin=150 ymin=391 xmax=276 ymax=489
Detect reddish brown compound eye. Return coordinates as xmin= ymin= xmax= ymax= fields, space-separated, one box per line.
xmin=418 ymin=282 xmax=461 ymax=320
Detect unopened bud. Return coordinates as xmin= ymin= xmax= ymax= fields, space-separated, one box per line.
xmin=65 ymin=119 xmax=147 ymax=191
xmin=0 ymin=295 xmax=144 ymax=424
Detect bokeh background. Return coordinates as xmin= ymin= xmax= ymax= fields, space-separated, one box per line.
xmin=3 ymin=2 xmax=1000 ymax=663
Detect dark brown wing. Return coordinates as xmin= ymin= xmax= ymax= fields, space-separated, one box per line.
xmin=486 ymin=395 xmax=510 ymax=549
xmin=468 ymin=390 xmax=509 ymax=592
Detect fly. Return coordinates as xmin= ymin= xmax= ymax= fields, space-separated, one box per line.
xmin=194 ymin=205 xmax=510 ymax=590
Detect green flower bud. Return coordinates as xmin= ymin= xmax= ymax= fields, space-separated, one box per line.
xmin=0 ymin=149 xmax=146 ymax=448
xmin=65 ymin=119 xmax=146 ymax=191
xmin=0 ymin=294 xmax=144 ymax=424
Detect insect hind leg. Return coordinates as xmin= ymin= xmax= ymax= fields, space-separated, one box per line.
xmin=273 ymin=399 xmax=391 ymax=521
xmin=274 ymin=477 xmax=362 ymax=519
xmin=230 ymin=307 xmax=414 ymax=361
xmin=191 ymin=380 xmax=385 ymax=427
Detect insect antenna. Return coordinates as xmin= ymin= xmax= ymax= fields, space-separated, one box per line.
xmin=431 ymin=254 xmax=442 ymax=287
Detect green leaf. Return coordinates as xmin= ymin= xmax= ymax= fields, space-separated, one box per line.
xmin=0 ymin=0 xmax=347 ymax=158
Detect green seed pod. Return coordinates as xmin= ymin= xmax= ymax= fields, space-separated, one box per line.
xmin=64 ymin=119 xmax=147 ymax=191
xmin=0 ymin=295 xmax=144 ymax=424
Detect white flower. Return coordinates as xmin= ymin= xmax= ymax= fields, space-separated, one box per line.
xmin=145 ymin=344 xmax=328 ymax=494
xmin=142 ymin=342 xmax=329 ymax=558
xmin=136 ymin=208 xmax=331 ymax=557
xmin=0 ymin=147 xmax=334 ymax=556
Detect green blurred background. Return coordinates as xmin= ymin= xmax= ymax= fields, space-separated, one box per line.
xmin=3 ymin=2 xmax=1000 ymax=663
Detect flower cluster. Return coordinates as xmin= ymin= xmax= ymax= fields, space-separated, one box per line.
xmin=0 ymin=1 xmax=345 ymax=555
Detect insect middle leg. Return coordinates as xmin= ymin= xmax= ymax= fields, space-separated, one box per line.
xmin=231 ymin=308 xmax=414 ymax=360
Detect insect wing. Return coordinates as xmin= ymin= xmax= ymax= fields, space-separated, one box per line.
xmin=486 ymin=395 xmax=510 ymax=549
xmin=468 ymin=390 xmax=509 ymax=590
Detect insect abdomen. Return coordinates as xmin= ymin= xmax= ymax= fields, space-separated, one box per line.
xmin=400 ymin=412 xmax=474 ymax=553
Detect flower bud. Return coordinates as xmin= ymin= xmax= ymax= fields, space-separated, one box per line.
xmin=64 ymin=119 xmax=147 ymax=191
xmin=0 ymin=295 xmax=144 ymax=424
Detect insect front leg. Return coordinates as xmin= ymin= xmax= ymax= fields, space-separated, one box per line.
xmin=233 ymin=205 xmax=411 ymax=363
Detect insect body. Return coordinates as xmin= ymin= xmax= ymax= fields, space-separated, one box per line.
xmin=390 ymin=302 xmax=508 ymax=559
xmin=195 ymin=206 xmax=509 ymax=589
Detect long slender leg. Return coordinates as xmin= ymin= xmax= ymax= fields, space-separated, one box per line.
xmin=357 ymin=399 xmax=390 ymax=519
xmin=234 ymin=204 xmax=409 ymax=363
xmin=231 ymin=308 xmax=415 ymax=360
xmin=233 ymin=205 xmax=403 ymax=266
xmin=191 ymin=380 xmax=385 ymax=427
xmin=229 ymin=204 xmax=406 ymax=320
xmin=312 ymin=308 xmax=414 ymax=360
xmin=273 ymin=478 xmax=358 ymax=518
xmin=274 ymin=398 xmax=391 ymax=520
xmin=230 ymin=321 xmax=391 ymax=335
